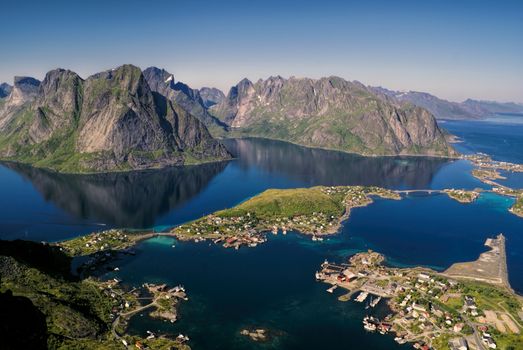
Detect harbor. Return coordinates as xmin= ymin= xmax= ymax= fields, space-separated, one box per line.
xmin=315 ymin=236 xmax=523 ymax=350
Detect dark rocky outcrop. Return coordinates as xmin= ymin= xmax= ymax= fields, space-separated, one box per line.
xmin=0 ymin=290 xmax=48 ymax=350
xmin=212 ymin=76 xmax=456 ymax=157
xmin=0 ymin=65 xmax=230 ymax=172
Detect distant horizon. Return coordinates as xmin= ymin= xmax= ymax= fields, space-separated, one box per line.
xmin=1 ymin=0 xmax=522 ymax=103
xmin=1 ymin=63 xmax=522 ymax=105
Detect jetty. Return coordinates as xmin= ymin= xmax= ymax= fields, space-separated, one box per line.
xmin=444 ymin=234 xmax=512 ymax=292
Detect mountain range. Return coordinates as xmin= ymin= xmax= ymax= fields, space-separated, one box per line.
xmin=372 ymin=87 xmax=523 ymax=120
xmin=210 ymin=76 xmax=456 ymax=157
xmin=0 ymin=65 xmax=230 ymax=173
xmin=9 ymin=66 xmax=520 ymax=172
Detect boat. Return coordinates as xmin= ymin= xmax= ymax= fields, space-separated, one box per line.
xmin=312 ymin=235 xmax=318 ymax=241
xmin=327 ymin=285 xmax=338 ymax=293
xmin=355 ymin=291 xmax=369 ymax=302
xmin=315 ymin=271 xmax=323 ymax=280
xmin=394 ymin=337 xmax=407 ymax=344
xmin=362 ymin=316 xmax=378 ymax=332
xmin=363 ymin=322 xmax=377 ymax=331
xmin=365 ymin=296 xmax=372 ymax=309
xmin=370 ymin=296 xmax=381 ymax=307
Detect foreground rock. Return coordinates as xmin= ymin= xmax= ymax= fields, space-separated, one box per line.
xmin=0 ymin=239 xmax=190 ymax=349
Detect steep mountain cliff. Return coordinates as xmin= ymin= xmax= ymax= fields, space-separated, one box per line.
xmin=211 ymin=76 xmax=456 ymax=157
xmin=143 ymin=67 xmax=226 ymax=133
xmin=372 ymin=87 xmax=523 ymax=120
xmin=0 ymin=65 xmax=230 ymax=173
xmin=199 ymin=87 xmax=225 ymax=108
xmin=0 ymin=76 xmax=41 ymax=130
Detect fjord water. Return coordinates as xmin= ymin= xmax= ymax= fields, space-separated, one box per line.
xmin=0 ymin=119 xmax=522 ymax=349
xmin=0 ymin=138 xmax=465 ymax=241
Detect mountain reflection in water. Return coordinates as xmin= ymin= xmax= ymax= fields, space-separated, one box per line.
xmin=1 ymin=161 xmax=228 ymax=228
xmin=223 ymin=138 xmax=450 ymax=188
xmin=0 ymin=138 xmax=451 ymax=240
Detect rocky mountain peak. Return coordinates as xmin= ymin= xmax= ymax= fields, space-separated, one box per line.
xmin=143 ymin=67 xmax=176 ymax=90
xmin=211 ymin=75 xmax=456 ymax=157
xmin=9 ymin=76 xmax=41 ymax=105
xmin=0 ymin=65 xmax=231 ymax=172
xmin=0 ymin=83 xmax=12 ymax=98
xmin=143 ymin=66 xmax=225 ymax=131
xmin=199 ymin=87 xmax=225 ymax=108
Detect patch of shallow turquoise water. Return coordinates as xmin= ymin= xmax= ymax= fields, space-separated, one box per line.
xmin=476 ymin=192 xmax=515 ymax=212
xmin=144 ymin=235 xmax=177 ymax=246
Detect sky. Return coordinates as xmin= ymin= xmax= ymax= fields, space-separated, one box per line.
xmin=1 ymin=0 xmax=522 ymax=103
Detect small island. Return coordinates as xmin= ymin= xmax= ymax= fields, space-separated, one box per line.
xmin=443 ymin=189 xmax=481 ymax=203
xmin=316 ymin=235 xmax=523 ymax=350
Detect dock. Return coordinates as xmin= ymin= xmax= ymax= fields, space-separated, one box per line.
xmin=355 ymin=291 xmax=369 ymax=302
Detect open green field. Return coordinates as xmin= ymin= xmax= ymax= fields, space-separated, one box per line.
xmin=217 ymin=187 xmax=347 ymax=220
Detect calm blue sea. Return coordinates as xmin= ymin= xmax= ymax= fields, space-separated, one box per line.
xmin=0 ymin=117 xmax=522 ymax=349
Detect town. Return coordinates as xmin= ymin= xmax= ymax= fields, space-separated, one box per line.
xmin=315 ymin=235 xmax=523 ymax=350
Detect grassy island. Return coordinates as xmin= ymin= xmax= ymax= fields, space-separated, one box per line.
xmin=170 ymin=186 xmax=401 ymax=248
xmin=316 ymin=235 xmax=523 ymax=350
xmin=443 ymin=189 xmax=480 ymax=203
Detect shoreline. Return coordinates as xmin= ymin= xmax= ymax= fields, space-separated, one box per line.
xmin=223 ymin=135 xmax=460 ymax=160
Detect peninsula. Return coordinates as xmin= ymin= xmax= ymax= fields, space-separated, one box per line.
xmin=170 ymin=186 xmax=401 ymax=248
xmin=316 ymin=235 xmax=523 ymax=350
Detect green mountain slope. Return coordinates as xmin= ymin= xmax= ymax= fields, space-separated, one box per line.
xmin=211 ymin=76 xmax=456 ymax=157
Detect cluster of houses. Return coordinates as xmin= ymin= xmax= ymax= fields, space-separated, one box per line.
xmin=316 ymin=251 xmax=508 ymax=350
xmin=174 ymin=206 xmax=340 ymax=248
xmin=467 ymin=153 xmax=523 ymax=173
xmin=59 ymin=229 xmax=136 ymax=256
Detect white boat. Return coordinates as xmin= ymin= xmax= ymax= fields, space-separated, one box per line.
xmin=355 ymin=291 xmax=369 ymax=302
xmin=394 ymin=337 xmax=407 ymax=344
xmin=327 ymin=285 xmax=338 ymax=293
xmin=363 ymin=323 xmax=377 ymax=331
xmin=370 ymin=296 xmax=381 ymax=307
xmin=315 ymin=271 xmax=323 ymax=280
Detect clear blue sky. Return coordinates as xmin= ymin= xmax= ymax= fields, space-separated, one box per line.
xmin=1 ymin=0 xmax=522 ymax=102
